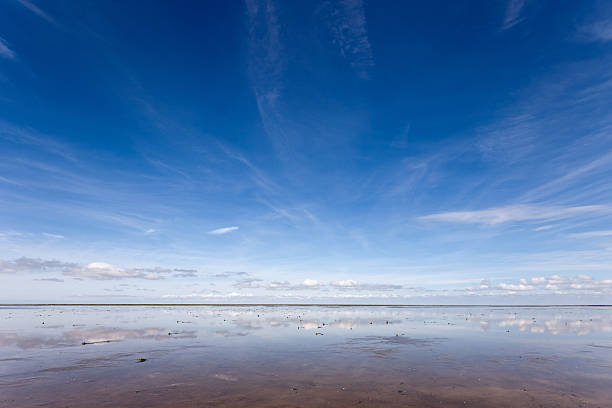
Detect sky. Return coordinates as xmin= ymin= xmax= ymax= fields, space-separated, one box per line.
xmin=1 ymin=0 xmax=612 ymax=304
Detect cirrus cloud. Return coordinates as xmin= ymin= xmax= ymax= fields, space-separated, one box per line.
xmin=0 ymin=37 xmax=16 ymax=59
xmin=208 ymin=226 xmax=239 ymax=235
xmin=330 ymin=280 xmax=403 ymax=291
xmin=419 ymin=204 xmax=607 ymax=226
xmin=0 ymin=257 xmax=199 ymax=280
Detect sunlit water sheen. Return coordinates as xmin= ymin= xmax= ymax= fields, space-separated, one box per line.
xmin=1 ymin=306 xmax=611 ymax=407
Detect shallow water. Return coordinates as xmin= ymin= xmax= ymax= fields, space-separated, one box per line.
xmin=1 ymin=305 xmax=611 ymax=407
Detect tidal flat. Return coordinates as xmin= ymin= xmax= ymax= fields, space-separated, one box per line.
xmin=1 ymin=305 xmax=611 ymax=407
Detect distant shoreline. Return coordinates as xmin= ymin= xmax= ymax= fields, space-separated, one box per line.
xmin=1 ymin=304 xmax=611 ymax=307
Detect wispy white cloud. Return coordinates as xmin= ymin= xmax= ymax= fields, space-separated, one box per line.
xmin=221 ymin=146 xmax=281 ymax=195
xmin=245 ymin=0 xmax=373 ymax=162
xmin=578 ymin=18 xmax=612 ymax=42
xmin=319 ymin=0 xmax=374 ymax=78
xmin=208 ymin=226 xmax=239 ymax=235
xmin=477 ymin=113 xmax=538 ymax=163
xmin=162 ymin=292 xmax=253 ymax=299
xmin=231 ymin=277 xmax=402 ymax=292
xmin=213 ymin=271 xmax=249 ymax=278
xmin=67 ymin=262 xmax=168 ymax=280
xmin=172 ymin=269 xmax=198 ymax=278
xmin=502 ymin=0 xmax=527 ymax=30
xmin=233 ymin=277 xmax=264 ymax=288
xmin=0 ymin=175 xmax=21 ymax=185
xmin=245 ymin=0 xmax=287 ymax=153
xmin=473 ymin=56 xmax=612 ymax=213
xmin=42 ymin=232 xmax=64 ymax=239
xmin=568 ymin=230 xmax=612 ymax=239
xmin=330 ymin=279 xmax=402 ymax=291
xmin=0 ymin=257 xmax=199 ymax=280
xmin=233 ymin=278 xmax=322 ymax=290
xmin=0 ymin=120 xmax=77 ymax=161
xmin=17 ymin=0 xmax=57 ymax=25
xmin=523 ymin=150 xmax=612 ymax=202
xmin=34 ymin=277 xmax=64 ymax=282
xmin=420 ymin=204 xmax=607 ymax=226
xmin=510 ymin=248 xmax=612 ymax=274
xmin=0 ymin=257 xmax=76 ymax=274
xmin=0 ymin=37 xmax=15 ymax=59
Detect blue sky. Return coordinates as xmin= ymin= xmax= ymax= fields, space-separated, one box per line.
xmin=1 ymin=0 xmax=612 ymax=303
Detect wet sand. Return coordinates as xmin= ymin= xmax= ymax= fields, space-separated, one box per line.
xmin=1 ymin=306 xmax=611 ymax=407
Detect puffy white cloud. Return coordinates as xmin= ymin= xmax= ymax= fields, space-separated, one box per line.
xmin=64 ymin=262 xmax=169 ymax=280
xmin=478 ymin=274 xmax=612 ymax=295
xmin=478 ymin=279 xmax=491 ymax=289
xmin=333 ymin=279 xmax=357 ymax=287
xmin=463 ymin=273 xmax=612 ymax=297
xmin=302 ymin=278 xmax=319 ymax=287
xmin=498 ymin=282 xmax=534 ymax=291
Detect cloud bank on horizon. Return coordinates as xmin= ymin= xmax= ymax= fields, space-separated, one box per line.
xmin=0 ymin=0 xmax=611 ymax=303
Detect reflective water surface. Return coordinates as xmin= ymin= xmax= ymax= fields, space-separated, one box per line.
xmin=1 ymin=306 xmax=611 ymax=407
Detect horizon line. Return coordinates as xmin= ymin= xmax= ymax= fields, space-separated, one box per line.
xmin=1 ymin=303 xmax=611 ymax=307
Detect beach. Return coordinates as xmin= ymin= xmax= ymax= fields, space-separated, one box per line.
xmin=1 ymin=305 xmax=611 ymax=407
